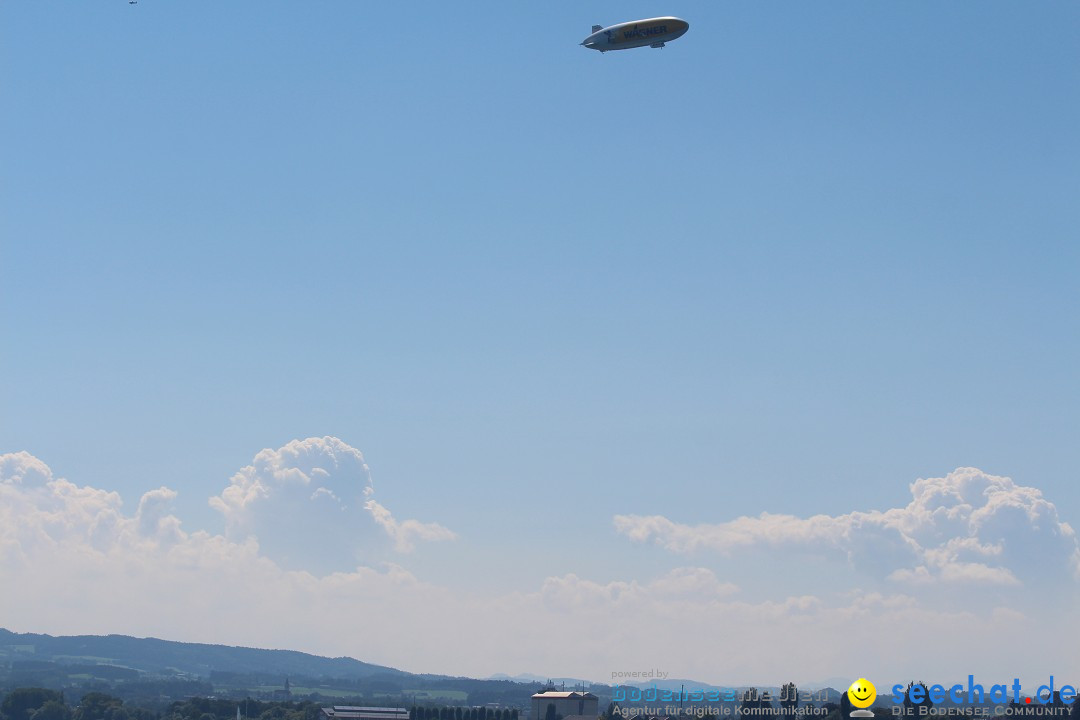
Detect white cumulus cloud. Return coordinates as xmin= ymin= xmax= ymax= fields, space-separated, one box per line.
xmin=209 ymin=437 xmax=455 ymax=570
xmin=364 ymin=498 xmax=456 ymax=553
xmin=614 ymin=467 xmax=1080 ymax=587
xmin=0 ymin=451 xmax=182 ymax=563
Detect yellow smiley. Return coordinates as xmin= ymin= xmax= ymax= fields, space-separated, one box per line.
xmin=847 ymin=678 xmax=876 ymax=709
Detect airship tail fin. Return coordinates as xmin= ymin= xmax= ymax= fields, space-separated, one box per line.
xmin=591 ymin=25 xmax=603 ymax=32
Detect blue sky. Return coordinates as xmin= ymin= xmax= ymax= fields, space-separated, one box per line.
xmin=2 ymin=0 xmax=1080 ymax=686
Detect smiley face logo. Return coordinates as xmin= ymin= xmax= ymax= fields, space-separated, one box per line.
xmin=847 ymin=679 xmax=876 ymax=709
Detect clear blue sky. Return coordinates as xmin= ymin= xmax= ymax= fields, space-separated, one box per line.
xmin=2 ymin=0 xmax=1079 ymax=684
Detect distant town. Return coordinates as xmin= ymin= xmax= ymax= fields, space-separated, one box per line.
xmin=1 ymin=631 xmax=1076 ymax=720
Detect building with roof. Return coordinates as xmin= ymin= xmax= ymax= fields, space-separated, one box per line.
xmin=272 ymin=678 xmax=293 ymax=701
xmin=320 ymin=708 xmax=410 ymax=720
xmin=530 ymin=692 xmax=598 ymax=720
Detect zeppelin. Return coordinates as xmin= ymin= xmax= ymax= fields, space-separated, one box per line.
xmin=580 ymin=17 xmax=690 ymax=52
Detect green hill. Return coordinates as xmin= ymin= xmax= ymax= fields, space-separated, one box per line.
xmin=0 ymin=628 xmax=404 ymax=680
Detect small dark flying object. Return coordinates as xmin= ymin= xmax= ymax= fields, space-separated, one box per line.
xmin=581 ymin=17 xmax=689 ymax=52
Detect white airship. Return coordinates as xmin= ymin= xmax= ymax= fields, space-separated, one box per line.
xmin=581 ymin=17 xmax=689 ymax=52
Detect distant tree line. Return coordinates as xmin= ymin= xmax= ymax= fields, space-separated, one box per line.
xmin=0 ymin=690 xmax=322 ymax=720
xmin=0 ymin=690 xmax=530 ymax=720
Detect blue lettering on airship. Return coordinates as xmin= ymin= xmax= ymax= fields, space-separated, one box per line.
xmin=624 ymin=25 xmax=667 ymax=39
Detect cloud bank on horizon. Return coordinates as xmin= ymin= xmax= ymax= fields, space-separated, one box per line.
xmin=615 ymin=467 xmax=1080 ymax=589
xmin=1 ymin=443 xmax=1077 ymax=684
